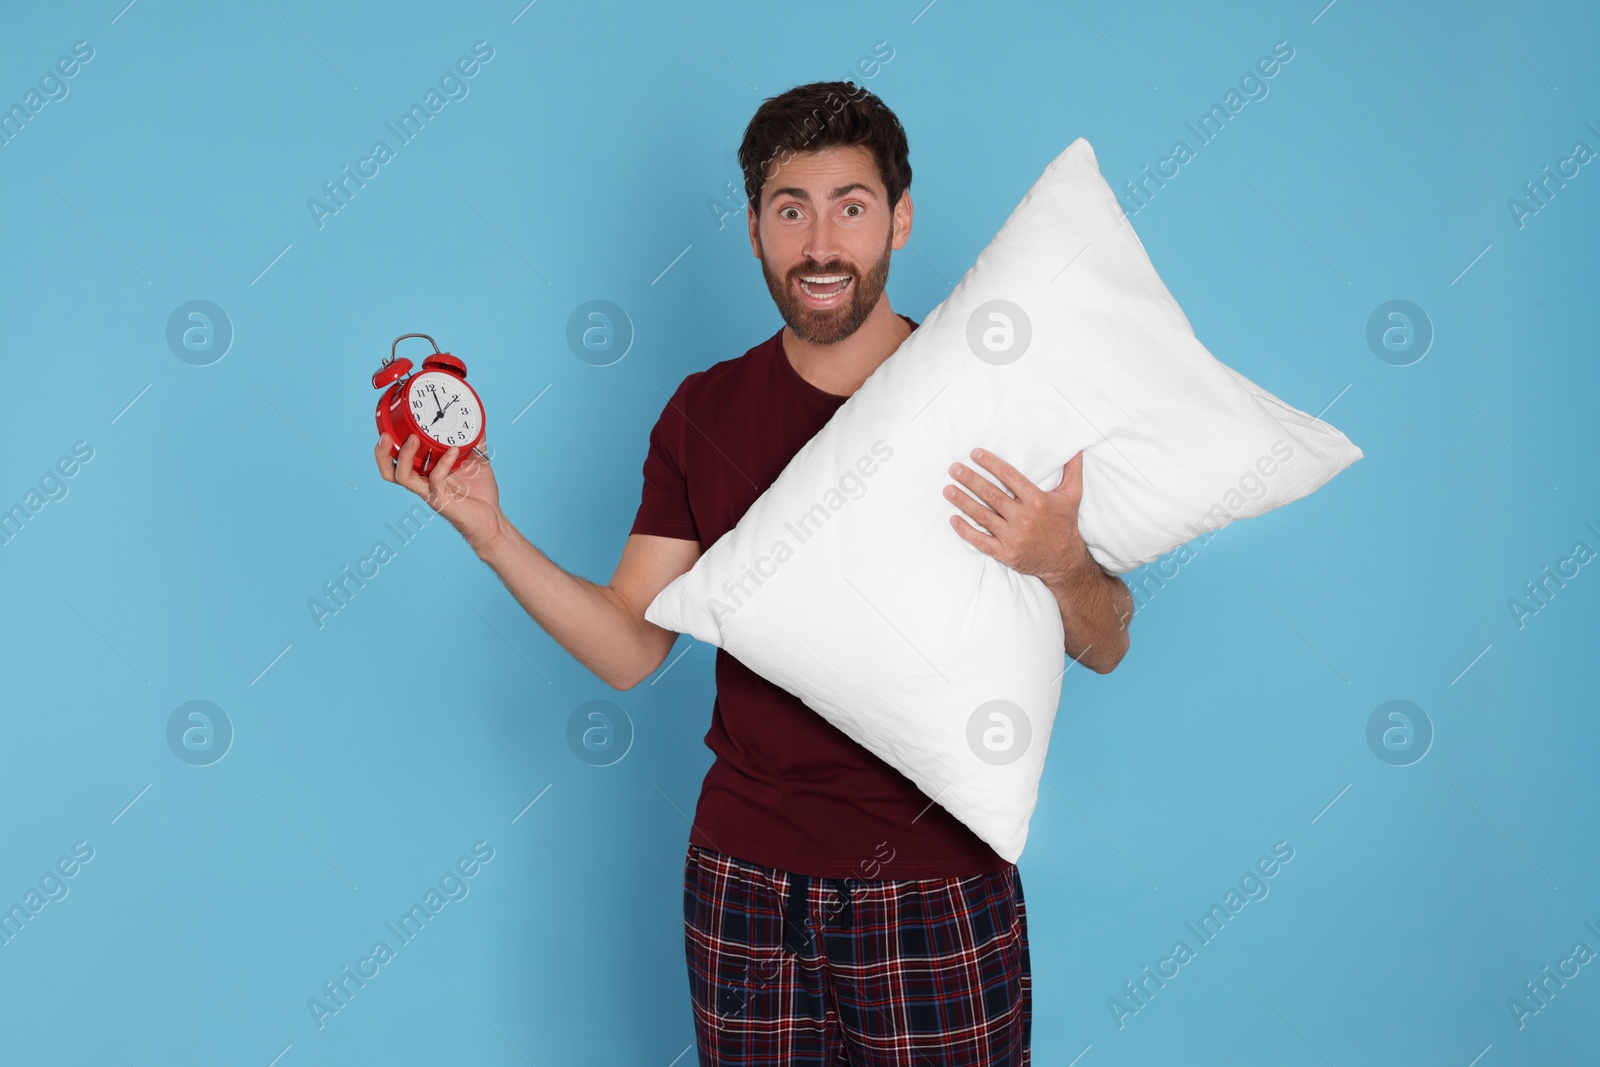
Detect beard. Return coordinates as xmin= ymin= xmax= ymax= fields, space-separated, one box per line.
xmin=759 ymin=230 xmax=893 ymax=346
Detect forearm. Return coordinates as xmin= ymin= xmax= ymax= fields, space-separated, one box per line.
xmin=473 ymin=512 xmax=660 ymax=689
xmin=1045 ymin=556 xmax=1132 ymax=673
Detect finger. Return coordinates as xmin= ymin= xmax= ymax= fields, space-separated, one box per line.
xmin=948 ymin=459 xmax=1014 ymax=517
xmin=968 ymin=447 xmax=1036 ymax=502
xmin=427 ymin=446 xmax=462 ymax=502
xmin=1055 ymin=450 xmax=1086 ymax=495
xmin=394 ymin=434 xmax=428 ymax=495
xmin=374 ymin=433 xmax=396 ymax=483
xmin=1040 ymin=452 xmax=1086 ymax=512
xmin=943 ymin=480 xmax=1000 ymax=532
xmin=459 ymin=442 xmax=489 ymax=477
xmin=949 ymin=512 xmax=997 ymax=555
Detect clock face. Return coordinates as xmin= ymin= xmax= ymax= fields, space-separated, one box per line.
xmin=407 ymin=371 xmax=482 ymax=448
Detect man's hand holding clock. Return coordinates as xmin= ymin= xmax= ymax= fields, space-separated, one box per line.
xmin=371 ymin=334 xmax=503 ymax=556
xmin=375 ymin=432 xmax=505 ymax=556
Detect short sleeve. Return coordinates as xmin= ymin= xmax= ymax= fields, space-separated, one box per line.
xmin=629 ymin=377 xmax=700 ymax=542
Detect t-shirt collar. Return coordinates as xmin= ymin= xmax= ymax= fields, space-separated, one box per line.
xmin=772 ymin=314 xmax=919 ymax=404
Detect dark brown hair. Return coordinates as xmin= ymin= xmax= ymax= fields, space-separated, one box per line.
xmin=737 ymin=80 xmax=912 ymax=216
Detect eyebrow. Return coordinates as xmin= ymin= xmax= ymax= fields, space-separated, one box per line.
xmin=765 ymin=181 xmax=879 ymax=205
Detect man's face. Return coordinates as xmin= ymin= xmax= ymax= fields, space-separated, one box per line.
xmin=748 ymin=145 xmax=912 ymax=345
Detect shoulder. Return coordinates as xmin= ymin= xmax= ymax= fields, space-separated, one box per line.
xmin=665 ymin=330 xmax=780 ymax=412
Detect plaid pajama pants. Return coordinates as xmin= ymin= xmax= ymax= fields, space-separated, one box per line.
xmin=682 ymin=844 xmax=1031 ymax=1066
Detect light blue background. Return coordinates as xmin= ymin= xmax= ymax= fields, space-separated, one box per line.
xmin=2 ymin=1 xmax=1596 ymax=1064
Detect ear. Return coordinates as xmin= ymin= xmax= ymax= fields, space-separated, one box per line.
xmin=890 ymin=190 xmax=913 ymax=251
xmin=747 ymin=204 xmax=761 ymax=259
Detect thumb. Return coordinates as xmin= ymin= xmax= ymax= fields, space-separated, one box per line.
xmin=1050 ymin=450 xmax=1084 ymax=493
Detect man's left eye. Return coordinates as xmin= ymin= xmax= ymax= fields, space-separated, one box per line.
xmin=844 ymin=204 xmax=863 ymax=217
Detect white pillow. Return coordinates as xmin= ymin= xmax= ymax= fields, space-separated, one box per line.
xmin=644 ymin=137 xmax=1362 ymax=863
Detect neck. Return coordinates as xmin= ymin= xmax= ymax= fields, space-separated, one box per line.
xmin=783 ymin=296 xmax=913 ymax=398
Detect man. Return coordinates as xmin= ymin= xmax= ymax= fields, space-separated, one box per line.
xmin=376 ymin=80 xmax=1132 ymax=1065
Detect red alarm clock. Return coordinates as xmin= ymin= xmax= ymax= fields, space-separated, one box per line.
xmin=373 ymin=333 xmax=486 ymax=475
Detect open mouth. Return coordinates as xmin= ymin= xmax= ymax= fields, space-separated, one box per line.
xmin=796 ymin=273 xmax=853 ymax=301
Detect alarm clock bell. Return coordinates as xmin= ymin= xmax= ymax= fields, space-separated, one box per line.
xmin=373 ymin=333 xmax=488 ymax=475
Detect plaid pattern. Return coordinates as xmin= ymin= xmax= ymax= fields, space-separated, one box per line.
xmin=682 ymin=844 xmax=1031 ymax=1065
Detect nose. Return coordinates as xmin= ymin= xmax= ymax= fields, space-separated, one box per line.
xmin=801 ymin=212 xmax=847 ymax=270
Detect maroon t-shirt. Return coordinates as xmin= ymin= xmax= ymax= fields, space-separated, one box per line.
xmin=630 ymin=314 xmax=1011 ymax=879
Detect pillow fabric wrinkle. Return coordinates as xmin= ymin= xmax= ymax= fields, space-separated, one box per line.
xmin=646 ymin=137 xmax=1362 ymax=862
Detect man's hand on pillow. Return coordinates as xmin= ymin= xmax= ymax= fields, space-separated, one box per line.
xmin=943 ymin=448 xmax=1093 ymax=585
xmin=944 ymin=448 xmax=1132 ymax=671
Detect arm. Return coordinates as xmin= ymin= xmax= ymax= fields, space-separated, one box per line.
xmin=944 ymin=447 xmax=1132 ymax=674
xmin=477 ymin=522 xmax=699 ymax=690
xmin=1042 ymin=554 xmax=1132 ymax=674
xmin=376 ymin=433 xmax=699 ymax=690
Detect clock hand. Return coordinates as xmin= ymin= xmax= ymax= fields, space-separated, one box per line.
xmin=432 ymin=387 xmax=446 ymax=420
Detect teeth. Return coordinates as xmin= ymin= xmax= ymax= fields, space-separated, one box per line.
xmin=798 ymin=274 xmax=852 ymax=298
